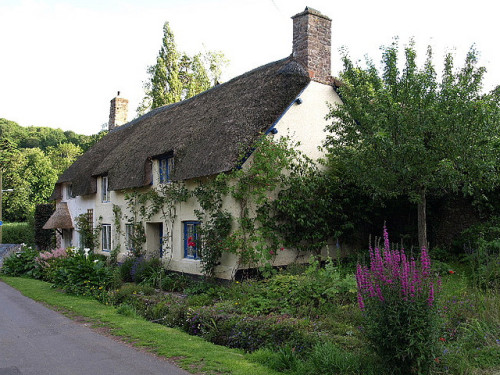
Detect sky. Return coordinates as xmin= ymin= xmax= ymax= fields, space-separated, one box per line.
xmin=1 ymin=0 xmax=498 ymax=135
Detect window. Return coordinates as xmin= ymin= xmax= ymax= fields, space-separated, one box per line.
xmin=66 ymin=184 xmax=74 ymax=199
xmin=102 ymin=224 xmax=111 ymax=252
xmin=183 ymin=221 xmax=200 ymax=259
xmin=159 ymin=156 xmax=173 ymax=184
xmin=125 ymin=224 xmax=134 ymax=252
xmin=63 ymin=229 xmax=73 ymax=248
xmin=101 ymin=176 xmax=110 ymax=202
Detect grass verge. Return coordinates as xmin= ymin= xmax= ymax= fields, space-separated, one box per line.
xmin=0 ymin=276 xmax=282 ymax=375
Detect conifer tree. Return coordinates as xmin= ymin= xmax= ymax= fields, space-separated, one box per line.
xmin=138 ymin=22 xmax=228 ymax=115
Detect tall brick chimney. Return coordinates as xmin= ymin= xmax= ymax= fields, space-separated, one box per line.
xmin=292 ymin=7 xmax=332 ymax=84
xmin=108 ymin=91 xmax=129 ymax=131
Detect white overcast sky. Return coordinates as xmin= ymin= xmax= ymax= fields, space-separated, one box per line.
xmin=1 ymin=0 xmax=498 ymax=135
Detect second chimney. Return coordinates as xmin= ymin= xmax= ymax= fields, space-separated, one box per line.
xmin=292 ymin=7 xmax=332 ymax=84
xmin=108 ymin=91 xmax=129 ymax=131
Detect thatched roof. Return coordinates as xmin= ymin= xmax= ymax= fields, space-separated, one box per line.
xmin=53 ymin=57 xmax=311 ymax=197
xmin=43 ymin=202 xmax=74 ymax=229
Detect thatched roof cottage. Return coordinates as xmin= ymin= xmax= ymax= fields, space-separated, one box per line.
xmin=44 ymin=7 xmax=342 ymax=279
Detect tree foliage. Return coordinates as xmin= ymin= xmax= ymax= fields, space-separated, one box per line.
xmin=325 ymin=40 xmax=500 ymax=248
xmin=137 ymin=22 xmax=228 ymax=115
xmin=0 ymin=118 xmax=96 ymax=221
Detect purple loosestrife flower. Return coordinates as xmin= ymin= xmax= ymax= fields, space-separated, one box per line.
xmin=383 ymin=225 xmax=390 ymax=252
xmin=356 ymin=229 xmax=439 ymax=307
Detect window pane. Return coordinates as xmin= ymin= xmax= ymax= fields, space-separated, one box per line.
xmin=184 ymin=222 xmax=200 ymax=259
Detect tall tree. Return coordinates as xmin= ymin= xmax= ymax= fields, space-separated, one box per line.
xmin=47 ymin=142 xmax=83 ymax=175
xmin=137 ymin=22 xmax=228 ymax=115
xmin=325 ymin=40 xmax=500 ymax=248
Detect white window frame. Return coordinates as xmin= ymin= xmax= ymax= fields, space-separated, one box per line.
xmin=125 ymin=223 xmax=134 ymax=252
xmin=102 ymin=224 xmax=111 ymax=252
xmin=101 ymin=176 xmax=110 ymax=203
xmin=66 ymin=183 xmax=74 ymax=200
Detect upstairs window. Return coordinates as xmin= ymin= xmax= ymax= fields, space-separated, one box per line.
xmin=158 ymin=156 xmax=174 ymax=184
xmin=183 ymin=221 xmax=200 ymax=259
xmin=66 ymin=184 xmax=75 ymax=200
xmin=101 ymin=176 xmax=110 ymax=202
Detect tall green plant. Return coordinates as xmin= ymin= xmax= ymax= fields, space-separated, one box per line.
xmin=356 ymin=227 xmax=440 ymax=374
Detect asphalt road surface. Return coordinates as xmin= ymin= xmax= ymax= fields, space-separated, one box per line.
xmin=0 ymin=281 xmax=190 ymax=375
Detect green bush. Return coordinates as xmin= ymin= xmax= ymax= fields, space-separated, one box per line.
xmin=356 ymin=229 xmax=440 ymax=375
xmin=160 ymin=271 xmax=190 ymax=292
xmin=182 ymin=306 xmax=316 ymax=353
xmin=117 ymin=257 xmax=135 ymax=282
xmin=1 ymin=246 xmax=41 ymax=278
xmin=109 ymin=283 xmax=156 ymax=305
xmin=48 ymin=255 xmax=113 ymax=298
xmin=237 ymin=259 xmax=357 ymax=317
xmin=2 ymin=222 xmax=35 ymax=245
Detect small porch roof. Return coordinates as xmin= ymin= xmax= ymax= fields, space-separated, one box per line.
xmin=43 ymin=202 xmax=74 ymax=229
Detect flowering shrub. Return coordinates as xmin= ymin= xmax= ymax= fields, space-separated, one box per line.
xmin=36 ymin=247 xmax=68 ymax=273
xmin=356 ymin=227 xmax=440 ymax=374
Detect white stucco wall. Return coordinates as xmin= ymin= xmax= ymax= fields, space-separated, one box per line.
xmin=60 ymin=183 xmax=95 ymax=248
xmin=274 ymin=80 xmax=341 ymax=160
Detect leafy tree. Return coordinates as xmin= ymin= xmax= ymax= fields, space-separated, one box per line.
xmin=325 ymin=40 xmax=500 ymax=248
xmin=137 ymin=22 xmax=228 ymax=115
xmin=47 ymin=142 xmax=83 ymax=175
xmin=3 ymin=148 xmax=58 ymax=221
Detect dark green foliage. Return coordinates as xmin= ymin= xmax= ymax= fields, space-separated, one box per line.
xmin=363 ymin=296 xmax=440 ymax=374
xmin=46 ymin=255 xmax=113 ymax=297
xmin=182 ymin=305 xmax=316 ymax=353
xmin=34 ymin=204 xmax=54 ymax=250
xmin=75 ymin=213 xmax=98 ymax=250
xmin=1 ymin=246 xmax=41 ymax=278
xmin=261 ymin=166 xmax=371 ymax=252
xmin=1 ymin=222 xmax=35 ymax=245
xmin=456 ymin=218 xmax=500 ymax=289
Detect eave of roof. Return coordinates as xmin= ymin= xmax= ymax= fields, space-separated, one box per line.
xmin=55 ymin=57 xmax=312 ymax=197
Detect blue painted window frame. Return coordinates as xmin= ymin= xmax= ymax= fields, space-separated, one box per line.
xmin=183 ymin=221 xmax=200 ymax=259
xmin=159 ymin=156 xmax=173 ymax=184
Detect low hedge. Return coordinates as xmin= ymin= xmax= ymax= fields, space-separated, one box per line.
xmin=2 ymin=222 xmax=35 ymax=245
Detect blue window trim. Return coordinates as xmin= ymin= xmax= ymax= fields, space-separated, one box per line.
xmin=183 ymin=221 xmax=200 ymax=259
xmin=159 ymin=223 xmax=164 ymax=258
xmin=159 ymin=156 xmax=173 ymax=184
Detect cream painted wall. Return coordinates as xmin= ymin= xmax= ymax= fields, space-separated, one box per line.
xmin=274 ymin=81 xmax=340 ymax=160
xmin=61 ymin=182 xmax=95 ymax=248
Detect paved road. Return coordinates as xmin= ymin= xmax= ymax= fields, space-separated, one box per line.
xmin=0 ymin=281 xmax=190 ymax=375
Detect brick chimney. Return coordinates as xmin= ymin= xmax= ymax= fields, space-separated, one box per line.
xmin=108 ymin=91 xmax=129 ymax=131
xmin=292 ymin=7 xmax=332 ymax=84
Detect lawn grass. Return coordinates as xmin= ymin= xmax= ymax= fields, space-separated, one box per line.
xmin=0 ymin=276 xmax=282 ymax=375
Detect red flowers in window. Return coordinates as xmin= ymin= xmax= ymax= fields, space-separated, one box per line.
xmin=187 ymin=236 xmax=196 ymax=248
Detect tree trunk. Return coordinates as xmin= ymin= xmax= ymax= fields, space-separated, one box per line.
xmin=417 ymin=186 xmax=428 ymax=249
